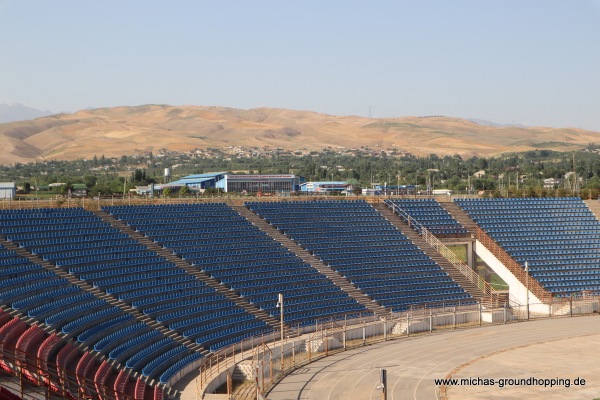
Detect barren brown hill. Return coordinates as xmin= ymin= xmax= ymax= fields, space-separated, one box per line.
xmin=0 ymin=104 xmax=598 ymax=164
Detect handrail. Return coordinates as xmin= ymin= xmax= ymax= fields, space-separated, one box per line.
xmin=386 ymin=201 xmax=499 ymax=302
xmin=474 ymin=226 xmax=554 ymax=303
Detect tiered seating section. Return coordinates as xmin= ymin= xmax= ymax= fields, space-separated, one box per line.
xmin=247 ymin=200 xmax=473 ymax=311
xmin=12 ymin=208 xmax=264 ymax=355
xmin=105 ymin=204 xmax=367 ymax=326
xmin=384 ymin=199 xmax=467 ymax=236
xmin=455 ymin=198 xmax=600 ymax=295
xmin=0 ymin=207 xmax=269 ymax=393
xmin=0 ymin=246 xmax=162 ymax=398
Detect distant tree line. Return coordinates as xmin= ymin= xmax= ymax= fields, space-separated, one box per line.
xmin=1 ymin=147 xmax=599 ymax=198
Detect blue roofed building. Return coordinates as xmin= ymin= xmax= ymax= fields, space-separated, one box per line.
xmin=168 ymin=172 xmax=227 ymax=191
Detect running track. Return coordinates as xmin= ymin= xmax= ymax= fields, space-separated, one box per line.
xmin=267 ymin=315 xmax=600 ymax=400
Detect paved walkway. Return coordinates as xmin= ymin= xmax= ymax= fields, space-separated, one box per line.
xmin=267 ymin=315 xmax=600 ymax=400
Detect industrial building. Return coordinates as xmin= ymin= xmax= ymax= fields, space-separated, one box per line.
xmin=0 ymin=182 xmax=16 ymax=199
xmin=216 ymin=174 xmax=301 ymax=193
xmin=135 ymin=172 xmax=302 ymax=195
xmin=300 ymin=181 xmax=351 ymax=193
xmin=168 ymin=172 xmax=227 ymax=190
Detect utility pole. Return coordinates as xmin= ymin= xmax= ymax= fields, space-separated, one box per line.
xmin=278 ymin=293 xmax=284 ymax=373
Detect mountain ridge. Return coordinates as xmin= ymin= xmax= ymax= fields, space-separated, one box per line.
xmin=0 ymin=104 xmax=598 ymax=165
xmin=0 ymin=103 xmax=53 ymax=123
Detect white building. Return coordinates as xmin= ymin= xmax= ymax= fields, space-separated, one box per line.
xmin=0 ymin=182 xmax=16 ymax=199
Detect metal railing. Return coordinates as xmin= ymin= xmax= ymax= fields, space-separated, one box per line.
xmin=0 ymin=194 xmax=473 ymax=211
xmin=238 ymin=295 xmax=599 ymax=399
xmin=386 ymin=201 xmax=500 ymax=303
xmin=474 ymin=226 xmax=554 ymax=303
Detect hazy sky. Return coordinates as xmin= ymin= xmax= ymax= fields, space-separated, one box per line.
xmin=1 ymin=0 xmax=600 ymax=130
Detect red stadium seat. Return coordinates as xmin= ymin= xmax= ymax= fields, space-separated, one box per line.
xmin=114 ymin=369 xmax=131 ymax=400
xmin=15 ymin=324 xmax=44 ymax=384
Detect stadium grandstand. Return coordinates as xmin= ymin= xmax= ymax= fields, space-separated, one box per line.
xmin=455 ymin=197 xmax=600 ymax=297
xmin=246 ymin=200 xmax=474 ymax=311
xmin=0 ymin=197 xmax=598 ymax=398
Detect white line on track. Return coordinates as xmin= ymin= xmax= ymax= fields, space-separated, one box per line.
xmin=267 ymin=316 xmax=600 ymax=400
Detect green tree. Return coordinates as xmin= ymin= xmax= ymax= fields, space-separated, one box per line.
xmin=179 ymin=186 xmax=190 ymax=195
xmin=83 ymin=175 xmax=97 ymax=188
xmin=163 ymin=187 xmax=172 ymax=196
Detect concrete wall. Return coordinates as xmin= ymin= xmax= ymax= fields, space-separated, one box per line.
xmin=165 ymin=357 xmax=204 ymax=388
xmin=475 ymin=240 xmax=551 ymax=315
xmin=0 ymin=187 xmax=15 ymax=199
xmin=202 ymin=365 xmax=237 ymax=395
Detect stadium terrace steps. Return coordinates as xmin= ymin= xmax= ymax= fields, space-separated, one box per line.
xmin=437 ymin=202 xmax=480 ymax=234
xmin=92 ymin=210 xmax=282 ymax=334
xmin=584 ymin=200 xmax=600 ymax=222
xmin=233 ymin=206 xmax=390 ymax=319
xmin=373 ymin=203 xmax=487 ymax=301
xmin=0 ymin=238 xmax=203 ymax=355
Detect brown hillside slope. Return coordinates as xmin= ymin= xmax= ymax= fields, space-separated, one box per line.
xmin=0 ymin=104 xmax=598 ymax=164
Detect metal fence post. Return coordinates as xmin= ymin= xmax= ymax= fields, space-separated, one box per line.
xmin=429 ymin=310 xmax=433 ymax=332
xmin=453 ymin=307 xmax=456 ymax=329
xmin=362 ymin=322 xmax=366 ymax=346
xmin=478 ymin=302 xmax=482 ymax=326
xmin=570 ymin=295 xmax=573 ymax=317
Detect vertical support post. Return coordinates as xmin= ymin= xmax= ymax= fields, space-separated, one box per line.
xmin=381 ymin=369 xmax=388 ymax=400
xmin=429 ymin=310 xmax=433 ymax=332
xmin=453 ymin=306 xmax=456 ymax=329
xmin=256 ymin=365 xmax=260 ymax=400
xmin=479 ymin=302 xmax=482 ymax=326
xmin=383 ymin=318 xmax=387 ymax=341
xmin=503 ymin=302 xmax=507 ymax=324
xmin=19 ymin=366 xmax=24 ymax=399
xmin=278 ymin=293 xmax=284 ymax=374
xmin=406 ymin=313 xmax=410 ymax=336
xmin=262 ymin=360 xmax=266 ymax=392
xmin=362 ymin=322 xmax=366 ymax=346
xmin=570 ymin=295 xmax=573 ymax=317
xmin=525 ymin=261 xmax=530 ymax=321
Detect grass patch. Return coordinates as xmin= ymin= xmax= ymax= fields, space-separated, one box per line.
xmin=447 ymin=246 xmax=508 ymax=290
xmin=447 ymin=245 xmax=467 ymax=262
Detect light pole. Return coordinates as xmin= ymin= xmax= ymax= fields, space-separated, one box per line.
xmin=277 ymin=293 xmax=284 ymax=372
xmin=525 ymin=261 xmax=530 ymax=320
